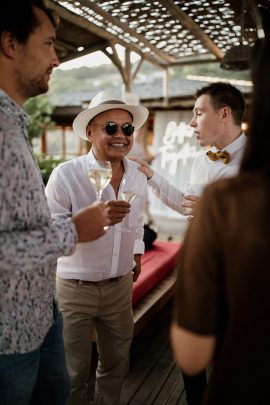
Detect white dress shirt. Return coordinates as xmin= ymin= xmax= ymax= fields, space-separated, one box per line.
xmin=148 ymin=133 xmax=247 ymax=214
xmin=46 ymin=150 xmax=147 ymax=281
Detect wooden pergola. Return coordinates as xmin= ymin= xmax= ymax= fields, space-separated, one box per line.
xmin=48 ymin=0 xmax=268 ymax=94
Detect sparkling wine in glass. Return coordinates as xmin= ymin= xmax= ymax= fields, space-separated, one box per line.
xmin=121 ymin=191 xmax=136 ymax=204
xmin=184 ymin=181 xmax=192 ymax=196
xmin=183 ymin=181 xmax=204 ymax=221
xmin=121 ymin=179 xmax=136 ymax=232
xmin=88 ymin=161 xmax=112 ymax=201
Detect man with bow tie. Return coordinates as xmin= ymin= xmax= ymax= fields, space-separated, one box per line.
xmin=130 ymin=81 xmax=246 ymax=405
xmin=131 ymin=81 xmax=246 ymax=221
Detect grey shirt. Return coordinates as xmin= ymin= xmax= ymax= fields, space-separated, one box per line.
xmin=0 ymin=90 xmax=77 ymax=354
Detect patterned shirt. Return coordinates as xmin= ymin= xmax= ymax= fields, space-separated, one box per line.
xmin=0 ymin=90 xmax=77 ymax=354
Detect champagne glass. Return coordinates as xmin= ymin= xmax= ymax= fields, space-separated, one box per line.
xmin=88 ymin=161 xmax=112 ymax=230
xmin=184 ymin=181 xmax=204 ymax=197
xmin=88 ymin=160 xmax=112 ymax=201
xmin=184 ymin=181 xmax=192 ymax=196
xmin=183 ymin=181 xmax=204 ymax=221
xmin=121 ymin=178 xmax=136 ymax=232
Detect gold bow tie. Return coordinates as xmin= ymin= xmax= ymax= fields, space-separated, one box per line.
xmin=206 ymin=150 xmax=230 ymax=164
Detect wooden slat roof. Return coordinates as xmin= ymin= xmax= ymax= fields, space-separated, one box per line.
xmin=48 ymin=0 xmax=270 ymax=68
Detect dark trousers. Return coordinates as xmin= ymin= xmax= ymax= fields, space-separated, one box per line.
xmin=0 ymin=303 xmax=70 ymax=405
xmin=183 ymin=369 xmax=207 ymax=405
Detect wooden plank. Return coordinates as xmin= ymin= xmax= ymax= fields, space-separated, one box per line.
xmin=133 ymin=270 xmax=176 ymax=336
xmin=153 ymin=364 xmax=185 ymax=405
xmin=128 ymin=344 xmax=178 ymax=404
xmin=122 ymin=302 xmax=172 ymax=404
xmin=89 ymin=301 xmax=187 ymax=405
xmin=122 ymin=300 xmax=187 ymax=405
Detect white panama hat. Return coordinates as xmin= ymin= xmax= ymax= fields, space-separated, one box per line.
xmin=73 ymin=89 xmax=149 ymax=140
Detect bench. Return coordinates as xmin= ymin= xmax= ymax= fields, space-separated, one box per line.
xmin=132 ymin=240 xmax=181 ymax=336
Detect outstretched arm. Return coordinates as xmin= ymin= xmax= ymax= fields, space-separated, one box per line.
xmin=130 ymin=158 xmax=185 ymax=214
xmin=129 ymin=157 xmax=154 ymax=179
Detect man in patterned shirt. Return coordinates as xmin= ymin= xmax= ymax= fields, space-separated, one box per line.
xmin=0 ymin=1 xmax=117 ymax=404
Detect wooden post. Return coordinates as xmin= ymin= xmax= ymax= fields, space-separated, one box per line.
xmin=41 ymin=131 xmax=47 ymax=154
xmin=163 ymin=67 xmax=169 ymax=106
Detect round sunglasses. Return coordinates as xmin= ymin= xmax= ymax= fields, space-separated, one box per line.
xmin=91 ymin=122 xmax=135 ymax=137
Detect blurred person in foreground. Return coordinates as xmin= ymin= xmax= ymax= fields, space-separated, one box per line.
xmin=171 ymin=15 xmax=270 ymax=405
xmin=45 ymin=89 xmax=149 ymax=405
xmin=131 ymin=81 xmax=246 ymax=405
xmin=0 ymin=1 xmax=109 ymax=404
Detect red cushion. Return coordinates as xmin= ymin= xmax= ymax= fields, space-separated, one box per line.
xmin=132 ymin=241 xmax=181 ymax=305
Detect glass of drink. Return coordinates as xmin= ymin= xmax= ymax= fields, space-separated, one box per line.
xmin=88 ymin=160 xmax=112 ymax=201
xmin=184 ymin=181 xmax=204 ymax=197
xmin=121 ymin=178 xmax=136 ymax=232
xmin=183 ymin=181 xmax=204 ymax=221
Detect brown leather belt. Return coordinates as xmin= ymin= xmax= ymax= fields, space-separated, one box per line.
xmin=69 ymin=277 xmax=122 ymax=286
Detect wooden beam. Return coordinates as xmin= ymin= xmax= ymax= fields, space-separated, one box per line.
xmin=163 ymin=68 xmax=169 ymax=106
xmin=171 ymin=56 xmax=219 ymax=66
xmin=55 ymin=38 xmax=75 ymax=52
xmin=125 ymin=48 xmax=132 ymax=92
xmin=132 ymin=57 xmax=144 ymax=82
xmin=246 ymin=0 xmax=264 ymax=38
xmin=103 ymin=43 xmax=128 ymax=83
xmin=159 ymin=0 xmax=224 ymax=60
xmin=59 ymin=42 xmax=109 ymax=63
xmin=48 ymin=1 xmax=165 ymax=69
xmin=76 ymin=0 xmax=175 ymax=65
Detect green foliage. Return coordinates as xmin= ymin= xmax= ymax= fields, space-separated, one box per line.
xmin=49 ymin=65 xmax=122 ymax=94
xmin=171 ymin=62 xmax=251 ymax=80
xmin=35 ymin=154 xmax=65 ymax=185
xmin=23 ymin=95 xmax=54 ymax=143
xmin=47 ymin=61 xmax=251 ymax=103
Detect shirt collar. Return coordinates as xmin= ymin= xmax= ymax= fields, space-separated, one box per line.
xmin=0 ymin=89 xmax=30 ymax=127
xmin=212 ymin=133 xmax=247 ymax=155
xmin=87 ymin=149 xmax=130 ymax=173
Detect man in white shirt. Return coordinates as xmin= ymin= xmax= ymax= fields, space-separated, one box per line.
xmin=132 ymin=82 xmax=246 ymax=219
xmin=131 ymin=81 xmax=246 ymax=405
xmin=46 ymin=89 xmax=149 ymax=405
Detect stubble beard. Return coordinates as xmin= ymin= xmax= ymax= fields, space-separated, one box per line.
xmin=15 ymin=68 xmax=49 ymax=101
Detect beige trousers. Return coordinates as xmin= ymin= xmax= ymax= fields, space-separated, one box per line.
xmin=56 ymin=272 xmax=134 ymax=405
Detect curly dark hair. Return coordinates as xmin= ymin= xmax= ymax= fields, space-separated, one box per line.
xmin=0 ymin=0 xmax=58 ymax=44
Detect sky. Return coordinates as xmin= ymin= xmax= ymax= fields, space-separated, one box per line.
xmin=58 ymin=45 xmax=140 ymax=70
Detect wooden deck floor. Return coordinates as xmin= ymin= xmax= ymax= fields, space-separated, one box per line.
xmin=89 ymin=300 xmax=187 ymax=404
xmin=121 ymin=300 xmax=187 ymax=405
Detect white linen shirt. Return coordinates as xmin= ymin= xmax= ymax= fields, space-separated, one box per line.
xmin=148 ymin=133 xmax=247 ymax=214
xmin=45 ymin=150 xmax=147 ymax=281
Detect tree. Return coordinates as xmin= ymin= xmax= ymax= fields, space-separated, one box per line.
xmin=23 ymin=95 xmax=54 ymax=144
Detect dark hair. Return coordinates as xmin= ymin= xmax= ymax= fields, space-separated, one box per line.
xmin=240 ymin=29 xmax=270 ymax=175
xmin=195 ymin=81 xmax=246 ymax=126
xmin=0 ymin=0 xmax=58 ymax=44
